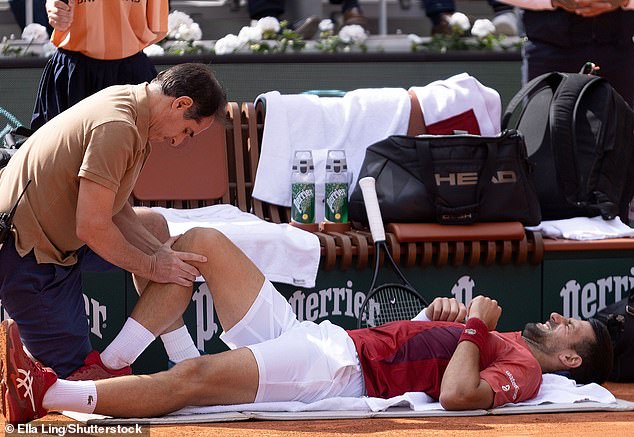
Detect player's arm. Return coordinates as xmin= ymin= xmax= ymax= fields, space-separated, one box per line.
xmin=439 ymin=296 xmax=500 ymax=410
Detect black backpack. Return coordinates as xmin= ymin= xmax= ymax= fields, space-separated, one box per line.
xmin=502 ymin=71 xmax=634 ymax=221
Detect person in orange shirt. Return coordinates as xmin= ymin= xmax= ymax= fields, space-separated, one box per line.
xmin=30 ymin=0 xmax=169 ymax=130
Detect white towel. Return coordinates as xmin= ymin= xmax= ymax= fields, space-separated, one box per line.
xmin=170 ymin=372 xmax=615 ymax=416
xmin=252 ymin=88 xmax=411 ymax=222
xmin=527 ymin=217 xmax=634 ymax=240
xmin=409 ymin=73 xmax=501 ymax=136
xmin=153 ymin=205 xmax=320 ymax=288
xmin=509 ymin=373 xmax=616 ymax=406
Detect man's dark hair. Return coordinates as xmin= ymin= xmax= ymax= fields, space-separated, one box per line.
xmin=568 ymin=318 xmax=613 ymax=384
xmin=153 ymin=63 xmax=227 ymax=121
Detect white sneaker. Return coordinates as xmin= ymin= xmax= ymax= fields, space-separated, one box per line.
xmin=492 ymin=11 xmax=519 ymax=37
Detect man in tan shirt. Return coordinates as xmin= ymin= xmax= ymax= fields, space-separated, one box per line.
xmin=0 ymin=62 xmax=226 ymax=379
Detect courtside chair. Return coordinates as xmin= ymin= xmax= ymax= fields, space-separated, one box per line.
xmin=132 ymin=102 xmax=247 ymax=211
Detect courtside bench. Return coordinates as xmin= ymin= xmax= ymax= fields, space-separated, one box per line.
xmin=76 ymin=97 xmax=634 ymax=375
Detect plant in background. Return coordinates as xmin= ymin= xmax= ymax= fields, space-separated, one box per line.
xmin=470 ymin=19 xmax=500 ymax=50
xmin=409 ymin=13 xmax=521 ymax=53
xmin=153 ymin=10 xmax=207 ymax=55
xmin=315 ymin=20 xmax=368 ymax=53
xmin=1 ymin=23 xmax=54 ymax=57
xmin=214 ymin=17 xmax=306 ymax=55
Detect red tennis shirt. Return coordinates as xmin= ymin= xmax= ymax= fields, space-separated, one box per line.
xmin=347 ymin=321 xmax=542 ymax=407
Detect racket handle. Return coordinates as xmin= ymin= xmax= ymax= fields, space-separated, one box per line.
xmin=359 ymin=176 xmax=386 ymax=243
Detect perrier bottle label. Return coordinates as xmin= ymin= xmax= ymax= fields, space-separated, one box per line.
xmin=325 ymin=182 xmax=348 ymax=223
xmin=291 ymin=183 xmax=315 ymax=223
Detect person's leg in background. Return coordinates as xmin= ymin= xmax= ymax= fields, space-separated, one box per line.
xmin=340 ymin=0 xmax=368 ymax=28
xmin=420 ymin=0 xmax=456 ymax=35
xmin=8 ymin=0 xmax=53 ymax=34
xmin=522 ymin=40 xmax=634 ymax=108
xmin=247 ymin=0 xmax=285 ymax=20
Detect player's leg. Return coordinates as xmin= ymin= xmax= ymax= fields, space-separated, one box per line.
xmin=0 ymin=317 xmax=259 ymax=422
xmin=151 ymin=227 xmax=267 ymax=333
xmin=91 ymin=348 xmax=259 ymax=417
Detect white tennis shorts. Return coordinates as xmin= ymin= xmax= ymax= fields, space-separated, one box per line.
xmin=220 ymin=280 xmax=366 ymax=403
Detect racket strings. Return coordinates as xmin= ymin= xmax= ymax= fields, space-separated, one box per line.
xmin=360 ymin=286 xmax=426 ymax=328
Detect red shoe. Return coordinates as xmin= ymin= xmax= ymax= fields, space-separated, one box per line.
xmin=66 ymin=351 xmax=131 ymax=381
xmin=0 ymin=319 xmax=58 ymax=425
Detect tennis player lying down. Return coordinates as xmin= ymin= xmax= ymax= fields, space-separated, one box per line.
xmin=0 ymin=227 xmax=613 ymax=424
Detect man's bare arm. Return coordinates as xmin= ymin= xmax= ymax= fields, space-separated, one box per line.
xmin=76 ymin=178 xmax=204 ymax=286
xmin=439 ymin=296 xmax=501 ymax=410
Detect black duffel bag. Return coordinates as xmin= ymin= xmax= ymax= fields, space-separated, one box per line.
xmin=592 ymin=290 xmax=634 ymax=382
xmin=349 ymin=129 xmax=541 ymax=226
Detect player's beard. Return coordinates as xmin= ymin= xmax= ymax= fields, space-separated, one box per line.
xmin=522 ymin=322 xmax=553 ymax=354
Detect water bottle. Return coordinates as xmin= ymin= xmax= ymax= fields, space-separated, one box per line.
xmin=290 ymin=150 xmax=315 ymax=224
xmin=324 ymin=150 xmax=349 ymax=223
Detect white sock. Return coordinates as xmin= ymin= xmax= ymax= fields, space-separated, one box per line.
xmin=42 ymin=380 xmax=98 ymax=414
xmin=160 ymin=325 xmax=200 ymax=363
xmin=100 ymin=318 xmax=155 ymax=370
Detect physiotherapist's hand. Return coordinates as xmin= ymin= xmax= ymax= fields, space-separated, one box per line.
xmin=149 ymin=235 xmax=207 ymax=287
xmin=574 ymin=0 xmax=627 ymax=16
xmin=425 ymin=297 xmax=467 ymax=323
xmin=46 ymin=0 xmax=74 ymax=32
xmin=466 ymin=296 xmax=502 ymax=331
xmin=551 ymin=0 xmax=579 ymax=12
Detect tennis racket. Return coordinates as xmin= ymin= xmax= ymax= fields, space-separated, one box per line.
xmin=357 ymin=177 xmax=429 ymax=329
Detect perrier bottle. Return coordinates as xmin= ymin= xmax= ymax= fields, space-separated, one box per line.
xmin=325 ymin=150 xmax=349 ymax=223
xmin=291 ymin=150 xmax=315 ymax=224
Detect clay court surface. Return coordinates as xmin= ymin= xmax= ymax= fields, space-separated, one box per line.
xmin=3 ymin=381 xmax=631 ymax=437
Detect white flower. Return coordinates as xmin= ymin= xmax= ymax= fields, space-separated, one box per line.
xmin=407 ymin=33 xmax=424 ymax=45
xmin=176 ymin=22 xmax=202 ymax=41
xmin=449 ymin=12 xmax=471 ymax=32
xmin=471 ymin=19 xmax=496 ymax=38
xmin=143 ymin=44 xmax=165 ymax=57
xmin=238 ymin=25 xmax=263 ymax=43
xmin=214 ymin=34 xmax=241 ymax=55
xmin=21 ymin=23 xmax=49 ymax=43
xmin=256 ymin=16 xmax=281 ymax=34
xmin=167 ymin=10 xmax=194 ymax=39
xmin=319 ymin=19 xmax=334 ymax=32
xmin=338 ymin=24 xmax=367 ymax=44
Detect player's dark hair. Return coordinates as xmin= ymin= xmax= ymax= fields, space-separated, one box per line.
xmin=568 ymin=318 xmax=613 ymax=384
xmin=153 ymin=63 xmax=227 ymax=122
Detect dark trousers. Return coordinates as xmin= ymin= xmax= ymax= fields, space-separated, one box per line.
xmin=422 ymin=0 xmax=512 ymax=22
xmin=31 ymin=49 xmax=157 ymax=131
xmin=0 ymin=235 xmax=116 ymax=378
xmin=8 ymin=0 xmax=52 ymax=33
xmin=248 ymin=0 xmax=360 ymax=19
xmin=523 ymin=40 xmax=634 ymax=108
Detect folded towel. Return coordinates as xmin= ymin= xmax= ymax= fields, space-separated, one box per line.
xmin=409 ymin=73 xmax=501 ymax=136
xmin=252 ymin=88 xmax=411 ymax=222
xmin=154 ymin=205 xmax=320 ymax=288
xmin=171 ymin=372 xmax=615 ymax=416
xmin=527 ymin=217 xmax=634 ymax=240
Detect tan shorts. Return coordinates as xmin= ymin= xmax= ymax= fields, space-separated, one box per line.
xmin=220 ymin=280 xmax=365 ymax=403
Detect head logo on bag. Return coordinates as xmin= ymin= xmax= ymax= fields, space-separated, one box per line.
xmin=435 ymin=171 xmax=518 ymax=186
xmin=349 ymin=130 xmax=541 ymax=226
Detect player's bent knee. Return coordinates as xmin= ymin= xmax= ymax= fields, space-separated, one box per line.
xmin=175 ymin=227 xmax=231 ymax=255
